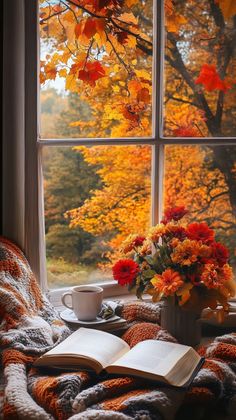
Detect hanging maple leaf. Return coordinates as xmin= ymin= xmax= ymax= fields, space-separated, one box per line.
xmin=165 ymin=0 xmax=186 ymax=33
xmin=75 ymin=18 xmax=105 ymax=40
xmin=78 ymin=61 xmax=106 ymax=86
xmin=117 ymin=31 xmax=129 ymax=45
xmin=195 ymin=64 xmax=231 ymax=92
xmin=215 ymin=0 xmax=236 ymax=19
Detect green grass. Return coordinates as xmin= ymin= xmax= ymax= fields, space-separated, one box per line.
xmin=47 ymin=258 xmax=111 ymax=289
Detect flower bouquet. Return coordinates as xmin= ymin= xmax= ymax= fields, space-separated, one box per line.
xmin=112 ymin=207 xmax=236 ymax=321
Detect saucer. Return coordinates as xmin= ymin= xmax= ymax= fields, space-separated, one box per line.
xmin=60 ymin=308 xmax=120 ymax=326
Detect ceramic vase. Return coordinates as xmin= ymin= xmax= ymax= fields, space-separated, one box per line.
xmin=160 ymin=298 xmax=201 ymax=347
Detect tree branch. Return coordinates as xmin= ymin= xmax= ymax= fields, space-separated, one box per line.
xmin=165 ymin=93 xmax=199 ymax=108
xmin=40 ymin=8 xmax=67 ymax=24
xmin=65 ymin=0 xmax=153 ymax=54
xmin=105 ymin=31 xmax=130 ymax=73
xmin=166 ymin=34 xmax=219 ymax=135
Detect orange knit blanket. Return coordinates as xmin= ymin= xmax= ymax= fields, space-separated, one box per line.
xmin=0 ymin=237 xmax=236 ymax=420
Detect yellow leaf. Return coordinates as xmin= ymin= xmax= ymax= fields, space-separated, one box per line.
xmin=166 ymin=14 xmax=187 ymax=33
xmin=128 ymin=80 xmax=142 ymax=97
xmin=176 ymin=283 xmax=193 ymax=305
xmin=58 ymin=68 xmax=67 ymax=78
xmin=141 ymin=118 xmax=150 ymax=129
xmin=126 ymin=35 xmax=137 ymax=49
xmin=125 ymin=0 xmax=139 ymax=6
xmin=118 ymin=12 xmax=138 ymax=26
xmin=135 ymin=69 xmax=152 ymax=81
xmin=112 ymin=85 xmax=120 ymax=93
xmin=65 ymin=74 xmax=78 ymax=92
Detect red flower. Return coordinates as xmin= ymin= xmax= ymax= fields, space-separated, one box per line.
xmin=112 ymin=259 xmax=139 ymax=286
xmin=133 ymin=236 xmax=146 ymax=247
xmin=162 ymin=206 xmax=188 ymax=224
xmin=186 ymin=222 xmax=215 ymax=244
xmin=211 ymin=242 xmax=229 ymax=267
xmin=165 ymin=226 xmax=187 ymax=241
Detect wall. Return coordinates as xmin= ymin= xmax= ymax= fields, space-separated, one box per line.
xmin=0 ymin=0 xmax=3 ymax=234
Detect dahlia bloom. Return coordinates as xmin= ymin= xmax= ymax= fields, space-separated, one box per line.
xmin=186 ymin=222 xmax=215 ymax=244
xmin=112 ymin=259 xmax=139 ymax=286
xmin=161 ymin=206 xmax=188 ymax=224
xmin=171 ymin=239 xmax=201 ymax=266
xmin=211 ymin=242 xmax=229 ymax=267
xmin=151 ymin=269 xmax=184 ymax=296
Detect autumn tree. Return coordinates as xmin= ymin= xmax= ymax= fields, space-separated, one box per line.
xmin=40 ymin=0 xmax=236 ymax=267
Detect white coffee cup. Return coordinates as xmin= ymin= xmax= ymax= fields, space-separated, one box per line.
xmin=61 ymin=285 xmax=103 ymax=321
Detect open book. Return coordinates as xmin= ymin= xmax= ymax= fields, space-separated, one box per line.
xmin=35 ymin=328 xmax=203 ymax=387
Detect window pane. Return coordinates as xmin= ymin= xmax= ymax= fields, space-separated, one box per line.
xmin=42 ymin=145 xmax=151 ymax=288
xmin=163 ymin=0 xmax=236 ymax=138
xmin=39 ymin=1 xmax=153 ymax=139
xmin=164 ymin=145 xmax=236 ymax=270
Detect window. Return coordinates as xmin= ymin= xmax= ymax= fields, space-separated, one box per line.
xmin=38 ymin=0 xmax=236 ymax=299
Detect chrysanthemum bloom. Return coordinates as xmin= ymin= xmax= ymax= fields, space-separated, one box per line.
xmin=121 ymin=234 xmax=139 ymax=254
xmin=211 ymin=242 xmax=229 ymax=266
xmin=170 ymin=238 xmax=180 ymax=248
xmin=164 ymin=223 xmax=187 ymax=241
xmin=139 ymin=239 xmax=152 ymax=256
xmin=198 ymin=244 xmax=211 ymax=261
xmin=171 ymin=239 xmax=201 ymax=266
xmin=186 ymin=222 xmax=215 ymax=244
xmin=133 ymin=236 xmax=146 ymax=247
xmin=161 ymin=206 xmax=188 ymax=224
xmin=200 ymin=263 xmax=232 ymax=289
xmin=112 ymin=259 xmax=139 ymax=286
xmin=148 ymin=224 xmax=166 ymax=242
xmin=151 ymin=269 xmax=184 ymax=296
xmin=121 ymin=235 xmax=146 ymax=254
xmin=220 ymin=263 xmax=233 ymax=283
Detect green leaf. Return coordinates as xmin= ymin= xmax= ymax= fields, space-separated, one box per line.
xmin=144 ymin=255 xmax=154 ymax=265
xmin=136 ymin=283 xmax=146 ymax=299
xmin=142 ymin=269 xmax=156 ymax=279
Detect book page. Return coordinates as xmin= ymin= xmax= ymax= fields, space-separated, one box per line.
xmin=109 ymin=340 xmax=191 ymax=377
xmin=167 ymin=348 xmax=201 ymax=386
xmin=40 ymin=328 xmax=130 ymax=369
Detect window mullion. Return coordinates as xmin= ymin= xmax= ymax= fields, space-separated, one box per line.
xmin=151 ymin=0 xmax=164 ymax=226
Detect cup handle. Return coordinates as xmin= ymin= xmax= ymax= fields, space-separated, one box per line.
xmin=61 ymin=292 xmax=73 ymax=310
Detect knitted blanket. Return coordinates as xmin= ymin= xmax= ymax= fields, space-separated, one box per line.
xmin=0 ymin=237 xmax=236 ymax=420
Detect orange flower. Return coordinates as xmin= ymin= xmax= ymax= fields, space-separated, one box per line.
xmin=148 ymin=224 xmax=166 ymax=242
xmin=200 ymin=263 xmax=233 ymax=289
xmin=164 ymin=223 xmax=187 ymax=241
xmin=139 ymin=239 xmax=152 ymax=256
xmin=171 ymin=239 xmax=201 ymax=266
xmin=121 ymin=234 xmax=146 ymax=254
xmin=220 ymin=263 xmax=233 ymax=283
xmin=198 ymin=244 xmax=212 ymax=260
xmin=151 ymin=269 xmax=184 ymax=296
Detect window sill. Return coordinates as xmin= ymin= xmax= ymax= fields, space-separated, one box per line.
xmin=48 ymin=281 xmax=140 ymax=313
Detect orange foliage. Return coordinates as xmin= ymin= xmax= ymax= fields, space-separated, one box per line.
xmin=40 ymin=0 xmax=236 ymax=265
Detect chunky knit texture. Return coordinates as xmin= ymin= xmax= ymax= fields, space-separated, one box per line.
xmin=0 ymin=237 xmax=236 ymax=419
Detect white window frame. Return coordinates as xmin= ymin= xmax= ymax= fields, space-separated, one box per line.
xmin=27 ymin=0 xmax=236 ymax=304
